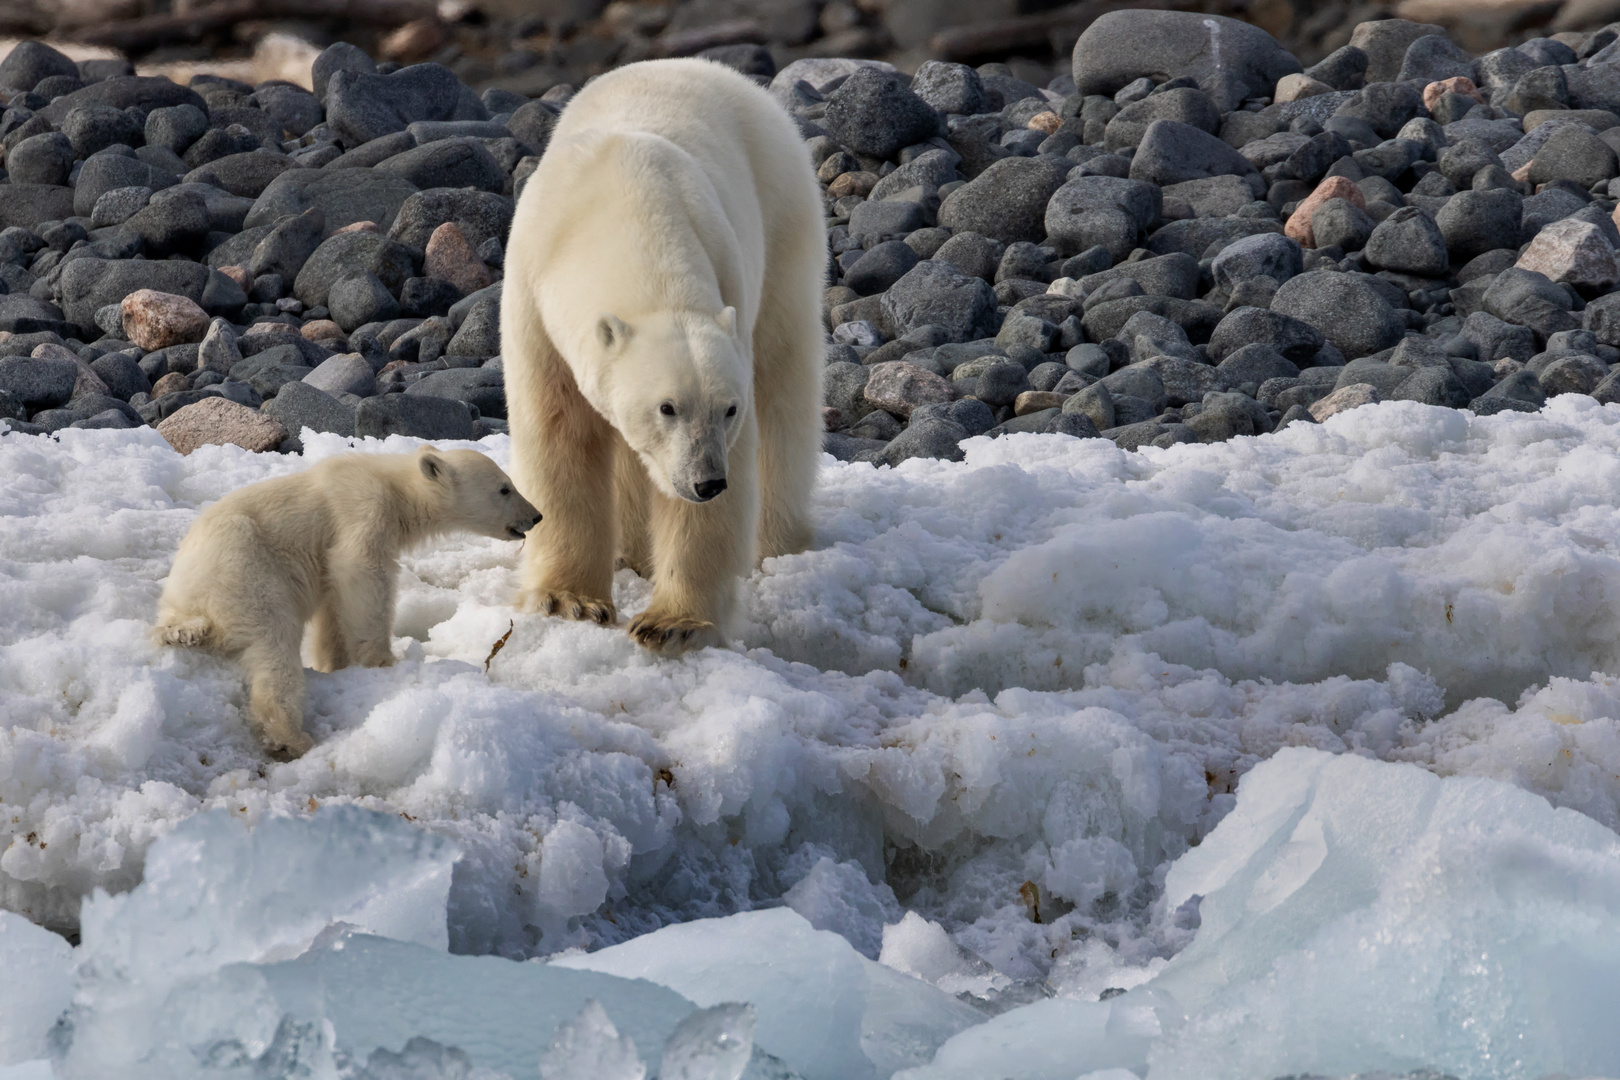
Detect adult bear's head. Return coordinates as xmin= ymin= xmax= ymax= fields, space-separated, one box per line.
xmin=587 ymin=306 xmax=751 ymax=504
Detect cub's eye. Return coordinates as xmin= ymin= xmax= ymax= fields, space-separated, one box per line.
xmin=725 ymin=405 xmax=738 ymax=418
xmin=659 ymin=402 xmax=676 ymax=416
xmin=499 ymin=485 xmax=511 ymax=496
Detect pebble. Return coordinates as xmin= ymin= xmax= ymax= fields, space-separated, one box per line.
xmin=157 ymin=396 xmax=288 ymax=454
xmin=355 ymin=392 xmax=476 ymax=441
xmin=1 ymin=19 xmax=1617 ymax=463
xmin=863 ymin=360 xmax=958 ymax=417
xmin=1309 ymin=382 xmax=1381 ymax=420
xmin=303 ymin=353 xmax=377 ymax=398
xmin=1285 ymin=176 xmax=1365 ymax=247
xmin=424 ymin=222 xmax=495 ymax=296
xmin=121 ymin=290 xmax=210 ymax=351
xmin=1516 ymin=218 xmax=1619 ymax=288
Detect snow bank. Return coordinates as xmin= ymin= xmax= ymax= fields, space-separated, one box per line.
xmin=5 ymin=397 xmax=1620 ymax=1063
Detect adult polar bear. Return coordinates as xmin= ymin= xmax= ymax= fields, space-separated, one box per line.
xmin=503 ymin=58 xmax=826 ymax=651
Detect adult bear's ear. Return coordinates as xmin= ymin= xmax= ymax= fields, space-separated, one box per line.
xmin=419 ymin=451 xmax=447 ymax=482
xmin=596 ymin=314 xmax=632 ymax=350
xmin=716 ymin=306 xmax=737 ymax=337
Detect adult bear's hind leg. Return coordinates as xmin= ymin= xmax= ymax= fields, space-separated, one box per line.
xmin=752 ymin=210 xmax=825 ymax=560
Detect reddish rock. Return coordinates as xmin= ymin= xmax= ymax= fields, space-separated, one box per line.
xmin=1026 ymin=111 xmax=1061 ymax=134
xmin=1285 ymin=176 xmax=1366 ymax=248
xmin=301 ymin=319 xmax=345 ymax=343
xmin=424 ymin=222 xmax=494 ymax=296
xmin=334 ymin=220 xmax=379 ymax=235
xmin=217 ymin=265 xmax=251 ymax=291
xmin=158 ymin=397 xmax=287 ymax=455
xmin=151 ymin=371 xmax=192 ymax=397
xmin=1423 ymin=76 xmax=1483 ymax=112
xmin=122 ymin=289 xmax=209 ymax=351
xmin=828 ymin=171 xmax=879 ymax=199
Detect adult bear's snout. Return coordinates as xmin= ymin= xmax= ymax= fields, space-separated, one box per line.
xmin=693 ymin=478 xmax=727 ymax=501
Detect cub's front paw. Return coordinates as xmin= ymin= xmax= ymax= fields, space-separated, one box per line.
xmin=627 ymin=611 xmax=719 ymax=653
xmin=522 ymin=588 xmax=617 ymax=625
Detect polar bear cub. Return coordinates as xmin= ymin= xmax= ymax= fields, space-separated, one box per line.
xmin=502 ymin=58 xmax=826 ymax=653
xmin=154 ymin=448 xmax=542 ymax=757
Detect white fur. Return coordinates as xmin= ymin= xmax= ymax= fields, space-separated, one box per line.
xmin=153 ymin=448 xmax=541 ymax=756
xmin=502 ymin=58 xmax=827 ymax=653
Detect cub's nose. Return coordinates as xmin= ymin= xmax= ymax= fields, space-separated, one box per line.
xmin=523 ymin=512 xmax=542 ymax=532
xmin=693 ymin=478 xmax=727 ymax=502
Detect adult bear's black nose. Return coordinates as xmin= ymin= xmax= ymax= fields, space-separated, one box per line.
xmin=694 ymin=478 xmax=727 ymax=501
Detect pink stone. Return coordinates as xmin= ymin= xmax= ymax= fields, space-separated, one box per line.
xmin=1423 ymin=76 xmax=1483 ymax=112
xmin=334 ymin=220 xmax=379 ymax=235
xmin=158 ymin=397 xmax=287 ymax=455
xmin=122 ymin=289 xmax=209 ymax=351
xmin=424 ymin=222 xmax=494 ymax=296
xmin=1285 ymin=176 xmax=1366 ymax=248
xmin=217 ymin=264 xmax=251 ymax=291
xmin=151 ymin=371 xmax=192 ymax=397
xmin=301 ymin=319 xmax=345 ymax=343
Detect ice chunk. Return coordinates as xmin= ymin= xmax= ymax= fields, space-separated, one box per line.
xmin=878 ymin=913 xmax=1007 ymax=1000
xmin=906 ymin=749 xmax=1620 ymax=1080
xmin=658 ymin=1004 xmax=755 ymax=1080
xmin=348 ymin=1035 xmax=506 ymax=1079
xmin=554 ymin=908 xmax=982 ymax=1080
xmin=540 ymin=1000 xmax=645 ymax=1080
xmin=893 ymin=993 xmax=1163 ymax=1080
xmin=0 ymin=912 xmax=72 ymax=1065
xmin=1145 ymin=747 xmax=1620 ymax=1080
xmin=52 ymin=807 xmax=700 ymax=1080
xmin=783 ymin=856 xmax=900 ymax=959
xmin=59 ymin=805 xmax=460 ymax=1074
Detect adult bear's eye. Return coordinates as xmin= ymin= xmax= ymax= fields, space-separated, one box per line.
xmin=660 ymin=402 xmax=676 ymax=416
xmin=725 ymin=405 xmax=737 ymax=418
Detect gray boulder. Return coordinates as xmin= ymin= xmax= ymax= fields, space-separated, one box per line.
xmin=1072 ymin=10 xmax=1300 ymax=111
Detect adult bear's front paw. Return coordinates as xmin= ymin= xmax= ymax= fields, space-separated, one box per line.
xmin=524 ymin=588 xmax=617 ymax=625
xmin=259 ymin=725 xmax=314 ymax=760
xmin=627 ymin=611 xmax=719 ymax=653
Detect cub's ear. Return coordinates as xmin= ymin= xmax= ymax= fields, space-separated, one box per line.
xmin=716 ymin=306 xmax=738 ymax=336
xmin=419 ymin=451 xmax=447 ymax=482
xmin=596 ymin=314 xmax=633 ymax=350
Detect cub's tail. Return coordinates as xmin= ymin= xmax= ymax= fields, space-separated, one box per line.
xmin=153 ymin=614 xmax=217 ymax=649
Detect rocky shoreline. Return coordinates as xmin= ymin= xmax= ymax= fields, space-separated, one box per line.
xmin=4 ymin=12 xmax=1620 ymax=464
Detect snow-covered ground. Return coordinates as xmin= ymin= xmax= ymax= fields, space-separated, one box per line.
xmin=5 ymin=399 xmax=1620 ymax=1077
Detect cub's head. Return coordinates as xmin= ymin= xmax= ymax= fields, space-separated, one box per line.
xmin=580 ymin=308 xmax=750 ymax=503
xmin=418 ymin=448 xmax=542 ymax=540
